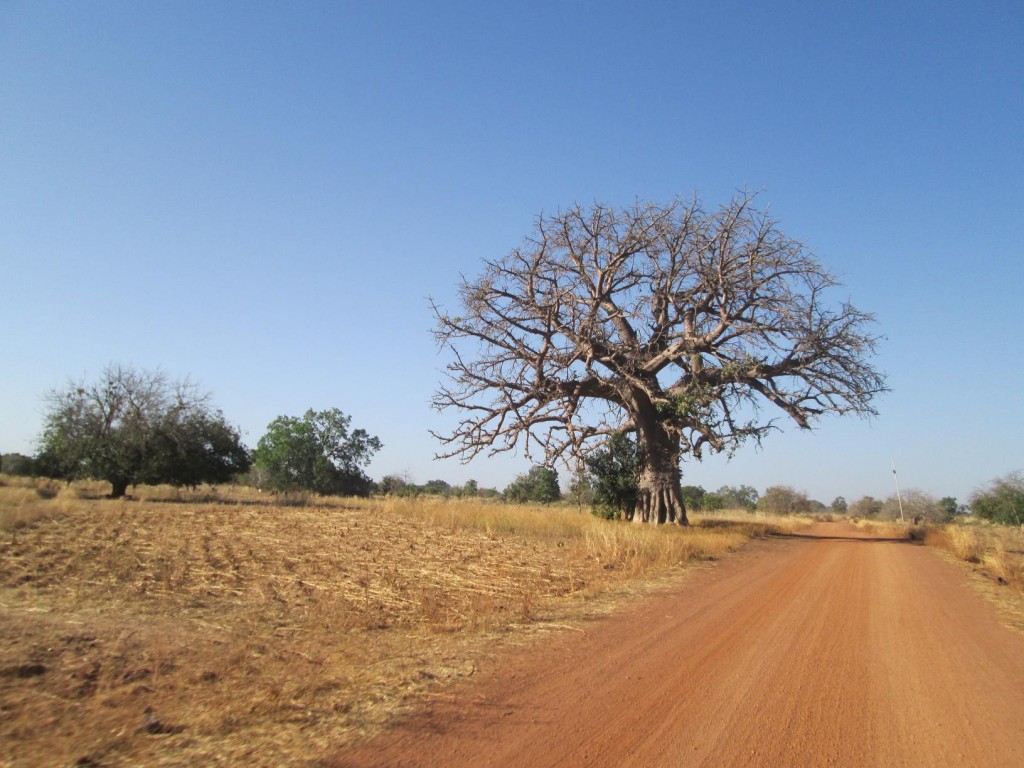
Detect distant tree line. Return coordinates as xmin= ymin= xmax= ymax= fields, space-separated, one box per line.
xmin=0 ymin=453 xmax=36 ymax=477
xmin=570 ymin=432 xmax=1000 ymax=524
xmin=19 ymin=365 xmax=382 ymax=499
xmin=10 ymin=366 xmax=1021 ymax=525
xmin=970 ymin=472 xmax=1023 ymax=526
xmin=374 ymin=468 xmax=560 ymax=504
xmin=845 ymin=491 xmax=961 ymax=523
xmin=375 ymin=475 xmax=502 ymax=500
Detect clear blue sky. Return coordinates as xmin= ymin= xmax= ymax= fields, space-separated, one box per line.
xmin=2 ymin=1 xmax=1022 ymax=504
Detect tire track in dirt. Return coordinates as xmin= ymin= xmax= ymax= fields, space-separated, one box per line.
xmin=331 ymin=523 xmax=1024 ymax=767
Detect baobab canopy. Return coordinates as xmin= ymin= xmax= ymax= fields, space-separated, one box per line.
xmin=431 ymin=193 xmax=886 ymax=524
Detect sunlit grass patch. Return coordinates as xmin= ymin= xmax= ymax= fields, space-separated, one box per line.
xmin=0 ymin=477 xmax=822 ymax=766
xmin=925 ymin=521 xmax=1024 ymax=587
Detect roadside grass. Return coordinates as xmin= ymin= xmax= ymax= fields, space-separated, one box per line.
xmin=850 ymin=513 xmax=1024 ymax=633
xmin=848 ymin=517 xmax=912 ymax=540
xmin=1 ymin=475 xmax=811 ymax=767
xmin=926 ymin=521 xmax=1024 ymax=634
xmin=925 ymin=521 xmax=1024 ymax=589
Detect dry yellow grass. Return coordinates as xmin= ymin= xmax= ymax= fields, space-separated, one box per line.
xmin=930 ymin=525 xmax=984 ymax=563
xmin=847 ymin=517 xmax=912 ymax=539
xmin=924 ymin=521 xmax=1024 ymax=586
xmin=1 ymin=476 xmax=810 ymax=767
xmin=907 ymin=519 xmax=1024 ymax=634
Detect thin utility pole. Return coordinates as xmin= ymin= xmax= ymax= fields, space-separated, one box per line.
xmin=892 ymin=460 xmax=905 ymax=522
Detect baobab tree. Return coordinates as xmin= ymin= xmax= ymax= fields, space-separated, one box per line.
xmin=431 ymin=194 xmax=886 ymax=524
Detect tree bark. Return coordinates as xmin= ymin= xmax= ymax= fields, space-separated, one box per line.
xmin=635 ymin=466 xmax=688 ymax=525
xmin=634 ymin=426 xmax=688 ymax=525
xmin=109 ymin=477 xmax=129 ymax=499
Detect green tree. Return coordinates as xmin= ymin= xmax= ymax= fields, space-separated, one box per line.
xmin=377 ymin=475 xmax=408 ymax=495
xmin=759 ymin=486 xmax=811 ymax=515
xmin=1 ymin=453 xmax=36 ymax=476
xmin=533 ymin=467 xmax=562 ymax=503
xmin=463 ymin=479 xmax=479 ymax=497
xmin=831 ymin=496 xmax=848 ymax=514
xmin=701 ymin=492 xmax=725 ymax=511
xmin=938 ymin=497 xmax=958 ymax=520
xmin=423 ymin=479 xmax=452 ymax=496
xmin=504 ymin=466 xmax=561 ymax=504
xmin=970 ymin=473 xmax=1024 ymax=526
xmin=716 ymin=484 xmax=759 ymax=511
xmin=252 ymin=408 xmax=381 ymax=497
xmin=432 ymin=194 xmax=885 ymax=524
xmin=503 ymin=475 xmax=530 ymax=503
xmin=586 ymin=433 xmax=640 ymax=519
xmin=679 ymin=485 xmax=707 ymax=512
xmin=35 ymin=364 xmax=249 ymax=497
xmin=148 ymin=408 xmax=251 ymax=489
xmin=848 ymin=495 xmax=882 ymax=518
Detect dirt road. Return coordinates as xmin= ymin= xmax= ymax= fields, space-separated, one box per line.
xmin=331 ymin=523 xmax=1024 ymax=767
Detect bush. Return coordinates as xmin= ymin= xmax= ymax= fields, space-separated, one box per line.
xmin=1 ymin=453 xmax=36 ymax=476
xmin=701 ymin=493 xmax=725 ymax=511
xmin=585 ymin=434 xmax=638 ymax=518
xmin=252 ymin=408 xmax=381 ymax=497
xmin=849 ymin=496 xmax=883 ymax=518
xmin=680 ymin=485 xmax=707 ymax=511
xmin=504 ymin=466 xmax=560 ymax=504
xmin=758 ymin=486 xmax=811 ymax=515
xmin=715 ymin=485 xmax=759 ymax=511
xmin=971 ymin=472 xmax=1024 ymax=526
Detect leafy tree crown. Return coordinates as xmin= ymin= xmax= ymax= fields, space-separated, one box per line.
xmin=35 ymin=364 xmax=249 ymax=495
xmin=252 ymin=408 xmax=381 ymax=496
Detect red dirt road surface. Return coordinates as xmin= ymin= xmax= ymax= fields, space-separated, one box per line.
xmin=331 ymin=523 xmax=1024 ymax=767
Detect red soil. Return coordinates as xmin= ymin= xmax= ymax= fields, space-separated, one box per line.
xmin=331 ymin=522 xmax=1024 ymax=767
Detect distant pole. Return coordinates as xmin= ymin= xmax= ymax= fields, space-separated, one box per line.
xmin=892 ymin=460 xmax=905 ymax=523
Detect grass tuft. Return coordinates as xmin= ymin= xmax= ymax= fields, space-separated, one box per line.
xmin=927 ymin=525 xmax=985 ymax=564
xmin=926 ymin=522 xmax=1024 ymax=585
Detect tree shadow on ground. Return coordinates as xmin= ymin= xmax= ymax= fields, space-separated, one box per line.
xmin=142 ymin=495 xmax=362 ymax=511
xmin=772 ymin=531 xmax=918 ymax=544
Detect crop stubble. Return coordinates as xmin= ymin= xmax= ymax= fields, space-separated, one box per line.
xmin=0 ymin=482 xmax=771 ymax=767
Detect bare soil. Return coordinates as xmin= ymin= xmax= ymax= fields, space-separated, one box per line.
xmin=0 ymin=487 xmax=780 ymax=767
xmin=332 ymin=522 xmax=1024 ymax=767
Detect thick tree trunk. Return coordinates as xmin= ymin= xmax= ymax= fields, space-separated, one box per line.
xmin=633 ymin=427 xmax=688 ymax=525
xmin=109 ymin=477 xmax=129 ymax=499
xmin=635 ymin=466 xmax=689 ymax=525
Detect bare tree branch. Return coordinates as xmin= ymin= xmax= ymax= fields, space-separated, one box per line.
xmin=431 ymin=194 xmax=887 ymax=523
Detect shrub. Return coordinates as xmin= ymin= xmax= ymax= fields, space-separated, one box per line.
xmin=849 ymin=496 xmax=883 ymax=518
xmin=1 ymin=453 xmax=37 ymax=476
xmin=585 ymin=434 xmax=639 ymax=519
xmin=504 ymin=466 xmax=560 ymax=504
xmin=971 ymin=472 xmax=1024 ymax=526
xmin=758 ymin=486 xmax=811 ymax=515
xmin=252 ymin=408 xmax=381 ymax=497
